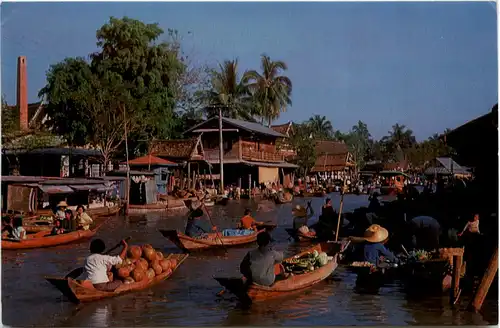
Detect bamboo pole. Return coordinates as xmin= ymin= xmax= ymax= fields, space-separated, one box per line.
xmin=218 ymin=108 xmax=224 ymax=194
xmin=468 ymin=247 xmax=498 ymax=312
xmin=335 ymin=173 xmax=348 ymax=241
xmin=450 ymin=255 xmax=462 ymax=305
xmin=124 ymin=105 xmax=130 ymax=215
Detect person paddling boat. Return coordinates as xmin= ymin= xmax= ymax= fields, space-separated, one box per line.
xmin=350 ymin=224 xmax=398 ymax=268
xmin=239 ymin=209 xmax=264 ymax=231
xmin=81 ymin=238 xmax=128 ymax=292
xmin=240 ymin=231 xmax=286 ymax=286
xmin=184 ymin=200 xmax=217 ymax=238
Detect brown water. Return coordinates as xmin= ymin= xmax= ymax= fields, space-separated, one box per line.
xmin=2 ymin=194 xmax=497 ymax=326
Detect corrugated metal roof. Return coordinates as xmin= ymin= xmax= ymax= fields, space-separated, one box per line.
xmin=3 ymin=147 xmax=102 ymax=157
xmin=39 ymin=185 xmax=74 ymax=194
xmin=123 ymin=155 xmax=178 ymax=166
xmin=185 ymin=117 xmax=286 ymax=138
xmin=69 ymin=184 xmax=108 ymax=191
xmin=435 ymin=157 xmax=469 ymax=174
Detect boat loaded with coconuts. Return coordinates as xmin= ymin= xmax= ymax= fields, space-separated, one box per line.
xmin=159 ymin=229 xmax=266 ymax=252
xmin=1 ymin=223 xmax=103 ymax=250
xmin=45 ymin=243 xmax=188 ymax=303
xmin=214 ymin=242 xmax=341 ymax=303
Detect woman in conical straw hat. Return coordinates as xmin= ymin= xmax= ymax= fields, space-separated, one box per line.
xmin=350 ymin=224 xmax=398 ymax=266
xmin=54 ymin=201 xmax=68 ymax=220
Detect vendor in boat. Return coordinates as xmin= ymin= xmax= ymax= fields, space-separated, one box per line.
xmin=11 ymin=216 xmax=26 ymax=240
xmin=76 ymin=205 xmax=93 ymax=231
xmin=240 ymin=231 xmax=285 ymax=287
xmin=352 ymin=224 xmax=397 ymax=267
xmin=54 ymin=201 xmax=68 ymax=220
xmin=82 ymin=238 xmax=128 ymax=292
xmin=185 ymin=201 xmax=217 ymax=238
xmin=458 ymin=213 xmax=480 ymax=237
xmin=239 ymin=209 xmax=264 ymax=231
xmin=50 ymin=220 xmax=65 ymax=235
xmin=2 ymin=215 xmax=13 ymax=238
xmin=62 ymin=209 xmax=77 ymax=231
xmin=368 ymin=192 xmax=381 ymax=213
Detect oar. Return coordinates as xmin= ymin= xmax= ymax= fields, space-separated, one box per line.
xmin=64 ymin=237 xmax=131 ymax=279
xmin=197 ymin=196 xmax=228 ymax=253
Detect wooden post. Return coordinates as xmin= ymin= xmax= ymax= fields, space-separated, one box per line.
xmin=124 ymin=105 xmax=130 ymax=215
xmin=187 ymin=162 xmax=191 ymax=190
xmin=469 ymin=247 xmax=498 ymax=312
xmin=218 ymin=108 xmax=224 ymax=194
xmin=450 ymin=255 xmax=462 ymax=305
xmin=335 ymin=174 xmax=347 ymax=241
xmin=248 ymin=174 xmax=252 ymax=199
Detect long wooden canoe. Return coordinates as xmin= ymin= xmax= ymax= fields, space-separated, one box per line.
xmin=214 ymin=243 xmax=339 ymax=303
xmin=2 ymin=224 xmax=102 ymax=250
xmin=274 ymin=195 xmax=293 ymax=204
xmin=87 ymin=205 xmax=121 ymax=218
xmin=45 ymin=253 xmax=188 ymax=303
xmin=285 ymin=228 xmax=318 ymax=242
xmin=159 ymin=229 xmax=264 ymax=252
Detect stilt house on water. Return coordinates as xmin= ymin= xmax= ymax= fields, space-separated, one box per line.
xmin=120 ymin=155 xmax=178 ymax=194
xmin=310 ymin=140 xmax=356 ymax=181
xmin=166 ymin=117 xmax=299 ymax=189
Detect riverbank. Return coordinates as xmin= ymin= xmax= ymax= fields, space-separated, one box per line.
xmin=2 ymin=195 xmax=497 ymax=326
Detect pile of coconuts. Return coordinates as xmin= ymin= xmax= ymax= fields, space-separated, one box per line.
xmin=113 ymin=244 xmax=177 ymax=285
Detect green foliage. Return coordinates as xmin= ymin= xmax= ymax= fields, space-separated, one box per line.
xmin=287 ymin=123 xmax=316 ymax=176
xmin=344 ymin=121 xmax=371 ymax=171
xmin=1 ymin=96 xmax=19 ymax=133
xmin=306 ymin=115 xmax=333 ymax=140
xmin=243 ymin=55 xmax=292 ymax=126
xmin=198 ymin=59 xmax=255 ymax=120
xmin=39 ymin=17 xmax=187 ymax=161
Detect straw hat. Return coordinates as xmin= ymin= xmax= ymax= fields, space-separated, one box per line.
xmin=350 ymin=224 xmax=389 ymax=243
xmin=57 ymin=201 xmax=68 ymax=208
xmin=292 ymin=205 xmax=307 ymax=218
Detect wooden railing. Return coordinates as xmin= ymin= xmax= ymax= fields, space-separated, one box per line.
xmin=203 ymin=148 xmax=240 ymax=162
xmin=241 ymin=148 xmax=284 ymax=162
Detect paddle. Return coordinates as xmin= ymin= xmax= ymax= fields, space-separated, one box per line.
xmin=196 ymin=195 xmax=228 ymax=253
xmin=64 ymin=237 xmax=131 ymax=279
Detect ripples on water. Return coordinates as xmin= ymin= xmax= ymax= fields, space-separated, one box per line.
xmin=2 ymin=194 xmax=497 ymax=326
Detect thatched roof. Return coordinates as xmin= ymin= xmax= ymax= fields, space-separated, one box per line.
xmin=150 ymin=137 xmax=204 ymax=161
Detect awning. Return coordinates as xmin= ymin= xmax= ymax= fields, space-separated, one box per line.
xmin=69 ymin=184 xmax=108 ymax=191
xmin=241 ymin=160 xmax=299 ymax=169
xmin=39 ymin=185 xmax=74 ymax=194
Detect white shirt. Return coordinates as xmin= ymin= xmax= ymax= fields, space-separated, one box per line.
xmin=82 ymin=254 xmax=123 ymax=284
xmin=12 ymin=226 xmax=26 ymax=240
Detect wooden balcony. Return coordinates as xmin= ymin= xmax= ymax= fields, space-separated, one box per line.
xmin=203 ymin=148 xmax=240 ymax=162
xmin=241 ymin=148 xmax=284 ymax=163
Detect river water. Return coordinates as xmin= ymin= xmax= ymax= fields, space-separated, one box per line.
xmin=2 ymin=194 xmax=497 ymax=326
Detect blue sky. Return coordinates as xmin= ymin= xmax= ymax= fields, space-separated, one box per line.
xmin=1 ymin=2 xmax=497 ymax=140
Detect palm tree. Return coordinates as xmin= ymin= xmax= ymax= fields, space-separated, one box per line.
xmin=243 ymin=54 xmax=292 ymax=126
xmin=198 ymin=59 xmax=253 ymax=120
xmin=307 ymin=115 xmax=333 ymax=139
xmin=381 ymin=123 xmax=416 ymax=161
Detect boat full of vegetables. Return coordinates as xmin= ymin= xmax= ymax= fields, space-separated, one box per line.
xmin=283 ymin=250 xmax=334 ymax=274
xmin=407 ymin=249 xmax=432 ymax=262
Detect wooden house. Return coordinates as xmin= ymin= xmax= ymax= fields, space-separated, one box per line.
xmin=271 ymin=121 xmax=296 ymax=160
xmin=183 ymin=117 xmax=298 ymax=188
xmin=310 ymin=140 xmax=356 ymax=181
xmin=122 ymin=155 xmax=178 ymax=194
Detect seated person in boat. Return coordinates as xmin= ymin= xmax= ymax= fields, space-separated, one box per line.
xmin=54 ymin=201 xmax=68 ymax=220
xmin=82 ymin=238 xmax=128 ymax=292
xmin=2 ymin=216 xmax=13 ymax=238
xmin=458 ymin=213 xmax=480 ymax=237
xmin=240 ymin=232 xmax=285 ymax=286
xmin=50 ymin=220 xmax=65 ymax=235
xmin=239 ymin=209 xmax=264 ymax=231
xmin=11 ymin=216 xmax=27 ymax=240
xmin=356 ymin=224 xmax=397 ymax=267
xmin=62 ymin=209 xmax=77 ymax=231
xmin=292 ymin=204 xmax=316 ymax=237
xmin=76 ymin=205 xmax=93 ymax=230
xmin=184 ymin=201 xmax=216 ymax=238
xmin=368 ymin=192 xmax=381 ymax=213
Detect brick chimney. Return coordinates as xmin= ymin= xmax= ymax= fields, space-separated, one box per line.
xmin=17 ymin=56 xmax=28 ymax=131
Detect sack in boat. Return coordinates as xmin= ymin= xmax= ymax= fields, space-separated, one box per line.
xmin=298 ymin=226 xmax=310 ymax=235
xmin=222 ymin=229 xmax=254 ymax=237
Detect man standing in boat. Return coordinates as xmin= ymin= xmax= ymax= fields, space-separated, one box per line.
xmin=184 ymin=200 xmax=217 ymax=238
xmin=240 ymin=231 xmax=285 ymax=287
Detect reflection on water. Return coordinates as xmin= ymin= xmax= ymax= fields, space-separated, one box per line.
xmin=2 ymin=194 xmax=498 ymax=326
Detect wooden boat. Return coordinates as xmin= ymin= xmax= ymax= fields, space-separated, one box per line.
xmin=285 ymin=228 xmax=318 ymax=242
xmin=300 ymin=191 xmax=314 ymax=197
xmin=215 ymin=197 xmax=229 ymax=206
xmin=87 ymin=205 xmax=121 ymax=217
xmin=159 ymin=229 xmax=265 ymax=252
xmin=204 ymin=200 xmax=215 ymax=207
xmin=24 ymin=224 xmax=51 ymax=233
xmin=313 ymin=191 xmax=326 ymax=197
xmin=274 ymin=195 xmax=292 ymax=204
xmin=45 ymin=253 xmax=188 ymax=303
xmin=214 ymin=243 xmax=339 ymax=303
xmin=2 ymin=224 xmax=102 ymax=250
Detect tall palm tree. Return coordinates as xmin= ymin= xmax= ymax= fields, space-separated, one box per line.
xmin=243 ymin=54 xmax=292 ymax=126
xmin=198 ymin=59 xmax=253 ymax=120
xmin=381 ymin=123 xmax=416 ymax=161
xmin=307 ymin=115 xmax=333 ymax=139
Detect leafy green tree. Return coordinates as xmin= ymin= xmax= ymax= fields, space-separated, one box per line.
xmin=287 ymin=123 xmax=316 ymax=177
xmin=1 ymin=96 xmax=19 ymax=134
xmin=380 ymin=123 xmax=416 ymax=162
xmin=306 ymin=115 xmax=333 ymax=140
xmin=199 ymin=59 xmax=254 ymax=120
xmin=345 ymin=120 xmax=371 ymax=173
xmin=244 ymin=55 xmax=292 ymax=126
